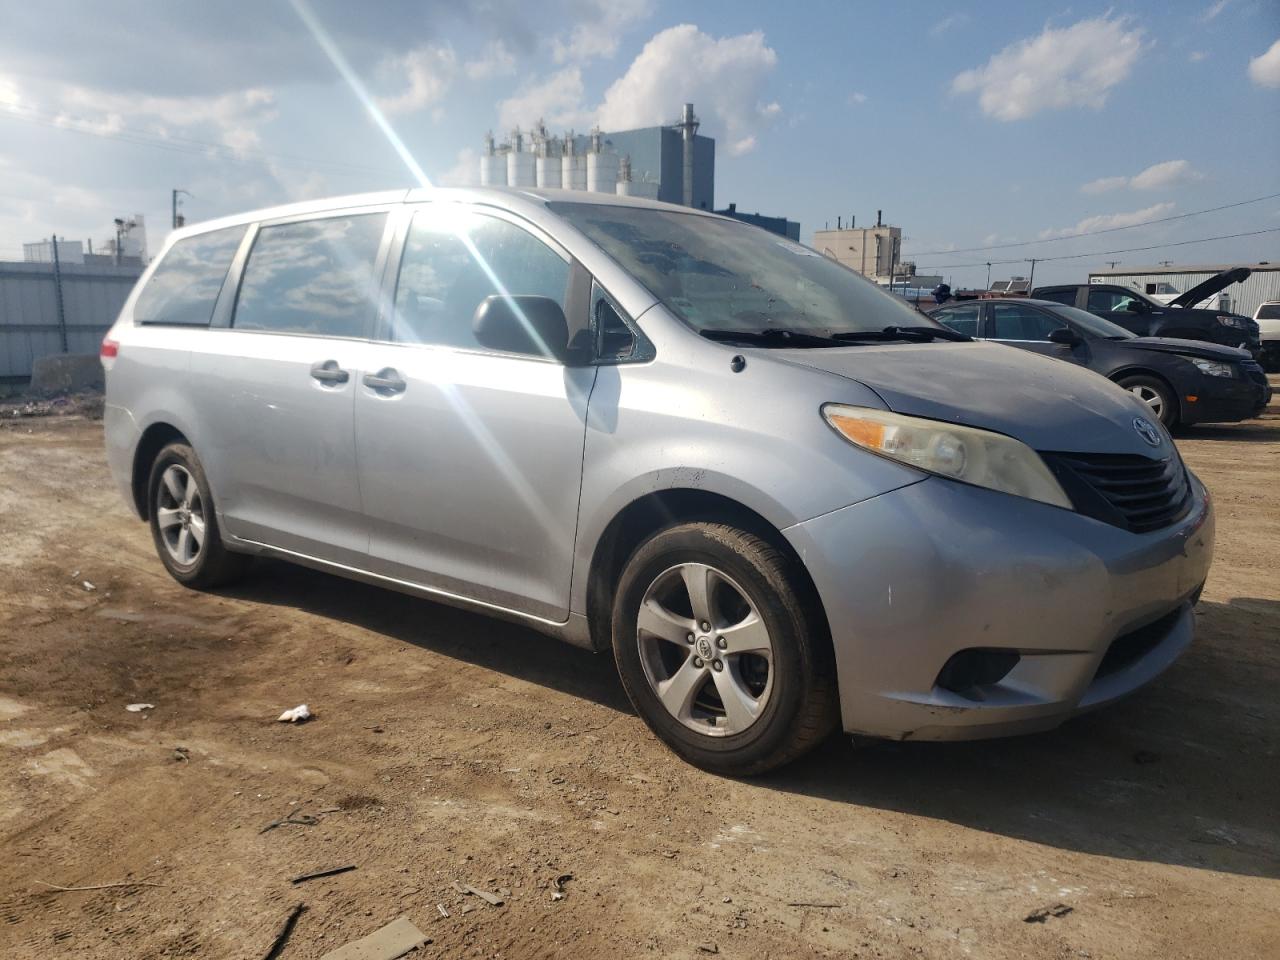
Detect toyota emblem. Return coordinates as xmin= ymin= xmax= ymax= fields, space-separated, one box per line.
xmin=1133 ymin=417 xmax=1162 ymax=447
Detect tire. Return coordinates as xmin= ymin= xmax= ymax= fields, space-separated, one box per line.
xmin=610 ymin=522 xmax=838 ymax=776
xmin=146 ymin=442 xmax=249 ymax=589
xmin=1116 ymin=374 xmax=1178 ymax=430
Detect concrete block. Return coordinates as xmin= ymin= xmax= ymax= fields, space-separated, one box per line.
xmin=28 ymin=353 xmax=104 ymax=397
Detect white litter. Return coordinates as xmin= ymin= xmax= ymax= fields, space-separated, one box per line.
xmin=82 ymin=581 xmax=96 ymax=591
xmin=277 ymin=704 xmax=312 ymax=723
xmin=126 ymin=703 xmax=154 ymax=712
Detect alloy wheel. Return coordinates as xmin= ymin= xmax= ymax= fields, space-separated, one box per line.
xmin=156 ymin=464 xmax=205 ymax=566
xmin=1127 ymin=384 xmax=1165 ymax=419
xmin=636 ymin=562 xmax=774 ymax=737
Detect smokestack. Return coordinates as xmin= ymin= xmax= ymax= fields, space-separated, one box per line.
xmin=679 ymin=103 xmax=699 ymax=207
xmin=877 ymin=209 xmax=882 ymax=227
xmin=837 ymin=216 xmax=841 ymax=229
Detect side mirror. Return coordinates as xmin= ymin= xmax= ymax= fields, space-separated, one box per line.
xmin=1047 ymin=327 xmax=1082 ymax=346
xmin=472 ymin=295 xmax=576 ymax=362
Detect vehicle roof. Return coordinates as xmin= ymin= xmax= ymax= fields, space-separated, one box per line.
xmin=940 ymin=298 xmax=1069 ymax=308
xmin=166 ymin=186 xmax=726 ymax=245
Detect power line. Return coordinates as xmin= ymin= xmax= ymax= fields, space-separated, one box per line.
xmin=915 ymin=227 xmax=1280 ymax=271
xmin=902 ymin=192 xmax=1280 ymax=257
xmin=0 ymin=102 xmax=405 ymax=181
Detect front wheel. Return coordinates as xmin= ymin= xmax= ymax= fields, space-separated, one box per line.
xmin=1116 ymin=374 xmax=1178 ymax=430
xmin=611 ymin=522 xmax=838 ymax=775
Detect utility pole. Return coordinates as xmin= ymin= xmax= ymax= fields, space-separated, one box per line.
xmin=1105 ymin=260 xmax=1121 ymax=269
xmin=50 ymin=236 xmax=68 ymax=353
xmin=1027 ymin=258 xmax=1039 ymax=290
xmin=1158 ymin=260 xmax=1173 ymax=267
xmin=985 ymin=262 xmax=992 ymax=289
xmin=171 ymin=188 xmax=191 ymax=229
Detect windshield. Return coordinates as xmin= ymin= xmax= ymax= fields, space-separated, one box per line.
xmin=1051 ymin=303 xmax=1137 ymax=339
xmin=550 ymin=203 xmax=931 ymax=338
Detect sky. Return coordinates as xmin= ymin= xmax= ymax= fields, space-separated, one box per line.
xmin=0 ymin=0 xmax=1278 ymax=288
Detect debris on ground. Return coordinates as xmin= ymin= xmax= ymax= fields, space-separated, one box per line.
xmin=551 ymin=873 xmax=573 ymax=901
xmin=787 ymin=901 xmax=840 ymax=908
xmin=1024 ymin=903 xmax=1074 ymax=923
xmin=436 ymin=903 xmax=449 ymax=918
xmin=172 ymin=746 xmax=189 ymax=763
xmin=696 ymin=944 xmax=719 ymax=954
xmin=319 ymin=916 xmax=429 ymax=960
xmin=260 ymin=806 xmax=320 ymax=834
xmin=452 ymin=880 xmax=504 ymax=906
xmin=82 ymin=580 xmax=96 ymax=591
xmin=125 ymin=703 xmax=154 ymax=713
xmin=262 ymin=902 xmax=305 ymax=960
xmin=277 ymin=704 xmax=313 ymax=723
xmin=35 ymin=878 xmax=164 ymax=894
xmin=291 ymin=864 xmax=357 ymax=885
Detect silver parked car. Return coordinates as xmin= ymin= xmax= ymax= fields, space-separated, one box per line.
xmin=102 ymin=188 xmax=1214 ymax=774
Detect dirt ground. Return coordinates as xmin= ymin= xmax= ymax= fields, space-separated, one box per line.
xmin=1 ymin=401 xmax=1277 ymax=960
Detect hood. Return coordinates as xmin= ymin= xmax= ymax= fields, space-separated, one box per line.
xmin=1124 ymin=336 xmax=1252 ymax=361
xmin=773 ymin=341 xmax=1174 ymax=457
xmin=1169 ymin=266 xmax=1250 ymax=308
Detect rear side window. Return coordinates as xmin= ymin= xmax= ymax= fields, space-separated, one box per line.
xmin=389 ymin=210 xmax=569 ymax=350
xmin=1035 ymin=288 xmax=1076 ymax=306
xmin=133 ymin=225 xmax=246 ymax=326
xmin=1257 ymin=304 xmax=1280 ymax=320
xmin=934 ymin=303 xmax=979 ymax=336
xmin=233 ymin=213 xmax=386 ymax=338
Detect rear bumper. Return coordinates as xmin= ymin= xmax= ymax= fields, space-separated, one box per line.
xmin=103 ymin=402 xmax=142 ymax=519
xmin=784 ymin=474 xmax=1214 ymax=741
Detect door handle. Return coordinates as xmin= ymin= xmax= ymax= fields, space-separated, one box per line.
xmin=310 ymin=360 xmax=349 ymax=384
xmin=363 ymin=368 xmax=406 ymax=394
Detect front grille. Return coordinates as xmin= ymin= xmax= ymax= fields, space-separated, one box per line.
xmin=1043 ymin=451 xmax=1192 ymax=534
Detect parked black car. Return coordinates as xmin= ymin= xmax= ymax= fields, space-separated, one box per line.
xmin=1031 ymin=268 xmax=1261 ymax=355
xmin=932 ymin=298 xmax=1271 ymax=429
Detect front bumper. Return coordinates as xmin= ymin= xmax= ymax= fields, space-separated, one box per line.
xmin=1181 ymin=366 xmax=1271 ymax=424
xmin=784 ymin=474 xmax=1214 ymax=740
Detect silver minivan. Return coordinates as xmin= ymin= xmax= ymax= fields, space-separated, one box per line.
xmin=102 ymin=188 xmax=1214 ymax=774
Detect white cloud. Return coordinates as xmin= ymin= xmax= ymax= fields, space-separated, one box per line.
xmin=595 ymin=25 xmax=781 ymax=154
xmin=1189 ymin=50 xmax=1209 ymax=63
xmin=497 ymin=68 xmax=590 ymax=131
xmin=1130 ymin=159 xmax=1202 ymax=190
xmin=848 ymin=91 xmax=868 ymax=105
xmin=375 ymin=45 xmax=457 ymax=117
xmin=59 ymin=85 xmax=277 ymax=153
xmin=1041 ymin=202 xmax=1175 ymax=239
xmin=438 ymin=147 xmax=479 ymax=187
xmin=728 ymin=135 xmax=756 ymax=156
xmin=952 ymin=15 xmax=1144 ymax=121
xmin=552 ymin=0 xmax=652 ymax=64
xmin=930 ymin=14 xmax=969 ymax=38
xmin=1248 ymin=38 xmax=1280 ymax=88
xmin=1082 ymin=159 xmax=1203 ymax=194
xmin=464 ymin=41 xmax=516 ymax=81
xmin=1201 ymin=0 xmax=1230 ymax=22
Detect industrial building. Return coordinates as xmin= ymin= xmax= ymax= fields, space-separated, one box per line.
xmin=23 ymin=214 xmax=148 ymax=268
xmin=812 ymin=214 xmax=904 ymax=282
xmin=714 ymin=203 xmax=800 ymax=240
xmin=1088 ymin=262 xmax=1280 ymax=318
xmin=480 ymin=103 xmax=715 ymax=209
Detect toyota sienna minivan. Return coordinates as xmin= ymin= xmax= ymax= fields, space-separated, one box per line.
xmin=102 ymin=188 xmax=1214 ymax=774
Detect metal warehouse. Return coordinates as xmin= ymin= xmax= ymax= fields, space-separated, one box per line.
xmin=1088 ymin=262 xmax=1280 ymax=318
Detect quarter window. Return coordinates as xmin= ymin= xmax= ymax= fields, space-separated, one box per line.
xmin=991 ymin=304 xmax=1066 ymax=341
xmin=390 ymin=210 xmax=569 ymax=351
xmin=133 ymin=225 xmax=246 ymax=326
xmin=233 ymin=213 xmax=387 ymax=338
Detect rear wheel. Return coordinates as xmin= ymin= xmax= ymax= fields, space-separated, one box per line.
xmin=147 ymin=442 xmax=249 ymax=588
xmin=611 ymin=522 xmax=838 ymax=775
xmin=1116 ymin=374 xmax=1177 ymax=430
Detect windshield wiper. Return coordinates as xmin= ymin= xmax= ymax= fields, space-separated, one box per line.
xmin=829 ymin=326 xmax=969 ymax=344
xmin=699 ymin=328 xmax=844 ymax=348
xmin=884 ymin=325 xmax=972 ymax=342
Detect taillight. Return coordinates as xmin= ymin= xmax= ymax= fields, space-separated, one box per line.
xmin=100 ymin=337 xmax=119 ymax=359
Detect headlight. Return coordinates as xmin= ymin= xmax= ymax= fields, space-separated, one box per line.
xmin=822 ymin=404 xmax=1073 ymax=509
xmin=1188 ymin=357 xmax=1234 ymax=378
xmin=1215 ymin=315 xmax=1246 ymax=329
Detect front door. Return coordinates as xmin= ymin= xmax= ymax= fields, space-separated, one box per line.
xmin=354 ymin=205 xmax=596 ymax=622
xmin=986 ymin=302 xmax=1086 ymax=364
xmin=191 ymin=210 xmax=389 ymax=567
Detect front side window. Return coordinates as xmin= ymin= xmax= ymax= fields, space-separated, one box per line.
xmin=549 ymin=202 xmax=929 ymax=337
xmin=991 ymin=304 xmax=1066 ymax=341
xmin=934 ymin=303 xmax=979 ymax=336
xmin=390 ymin=209 xmax=569 ymax=352
xmin=133 ymin=225 xmax=246 ymax=326
xmin=1088 ymin=288 xmax=1154 ymax=313
xmin=233 ymin=213 xmax=386 ymax=338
